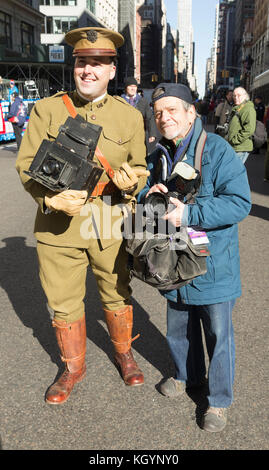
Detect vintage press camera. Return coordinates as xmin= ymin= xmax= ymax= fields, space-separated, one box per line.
xmin=144 ymin=161 xmax=201 ymax=220
xmin=24 ymin=114 xmax=104 ymax=194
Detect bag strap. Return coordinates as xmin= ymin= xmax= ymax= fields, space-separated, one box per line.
xmin=232 ymin=103 xmax=246 ymax=129
xmin=194 ymin=128 xmax=207 ymax=174
xmin=234 ymin=110 xmax=243 ymax=129
xmin=62 ymin=93 xmax=77 ymax=118
xmin=61 ymin=94 xmax=114 ymax=179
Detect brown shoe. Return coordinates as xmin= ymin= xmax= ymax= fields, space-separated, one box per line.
xmin=114 ymin=350 xmax=144 ymax=386
xmin=104 ymin=305 xmax=144 ymax=386
xmin=45 ymin=316 xmax=86 ymax=405
xmin=45 ymin=366 xmax=86 ymax=405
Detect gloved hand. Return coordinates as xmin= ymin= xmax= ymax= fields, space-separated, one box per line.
xmin=44 ymin=189 xmax=88 ymax=217
xmin=112 ymin=162 xmax=150 ymax=192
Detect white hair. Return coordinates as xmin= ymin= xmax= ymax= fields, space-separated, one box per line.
xmin=234 ymin=87 xmax=250 ymax=101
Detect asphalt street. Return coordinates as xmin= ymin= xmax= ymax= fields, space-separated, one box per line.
xmin=0 ymin=133 xmax=268 ymax=454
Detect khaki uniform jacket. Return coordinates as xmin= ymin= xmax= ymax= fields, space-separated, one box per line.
xmin=16 ymin=91 xmax=147 ymax=249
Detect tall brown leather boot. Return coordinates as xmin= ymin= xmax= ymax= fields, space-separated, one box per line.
xmin=45 ymin=315 xmax=86 ymax=405
xmin=104 ymin=305 xmax=144 ymax=386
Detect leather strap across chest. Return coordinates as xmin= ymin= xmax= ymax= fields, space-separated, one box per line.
xmin=62 ymin=94 xmax=116 ymax=197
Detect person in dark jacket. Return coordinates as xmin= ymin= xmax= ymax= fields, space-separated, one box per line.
xmin=7 ymin=92 xmax=27 ymax=150
xmin=121 ymin=77 xmax=159 ymax=154
xmin=138 ymin=83 xmax=251 ymax=433
xmin=254 ymin=96 xmax=265 ymax=122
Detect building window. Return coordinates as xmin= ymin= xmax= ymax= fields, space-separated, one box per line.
xmin=54 ymin=0 xmax=77 ymax=5
xmin=0 ymin=11 xmax=12 ymax=48
xmin=46 ymin=16 xmax=78 ymax=34
xmin=40 ymin=1 xmax=77 ymax=5
xmin=86 ymin=0 xmax=96 ymax=14
xmin=21 ymin=21 xmax=34 ymax=55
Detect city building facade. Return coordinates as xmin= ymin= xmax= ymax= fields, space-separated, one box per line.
xmin=207 ymin=0 xmax=269 ymax=105
xmin=177 ymin=0 xmax=196 ymax=90
xmin=250 ymin=0 xmax=269 ymax=102
xmin=0 ymin=0 xmax=45 ymax=88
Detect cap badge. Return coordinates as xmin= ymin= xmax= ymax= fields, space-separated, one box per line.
xmin=86 ymin=30 xmax=98 ymax=43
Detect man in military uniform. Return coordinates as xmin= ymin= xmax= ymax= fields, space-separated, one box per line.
xmin=16 ymin=27 xmax=148 ymax=405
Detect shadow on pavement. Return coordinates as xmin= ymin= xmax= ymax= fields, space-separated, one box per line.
xmin=0 ymin=143 xmax=17 ymax=153
xmin=245 ymin=151 xmax=269 ymax=197
xmin=0 ymin=236 xmax=173 ymax=382
xmin=0 ymin=236 xmax=60 ymax=367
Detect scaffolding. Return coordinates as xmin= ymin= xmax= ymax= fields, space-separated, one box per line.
xmin=0 ymin=61 xmax=74 ymax=98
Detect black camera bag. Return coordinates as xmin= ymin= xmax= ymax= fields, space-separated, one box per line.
xmin=126 ymin=229 xmax=210 ymax=290
xmin=125 ymin=128 xmax=210 ymax=291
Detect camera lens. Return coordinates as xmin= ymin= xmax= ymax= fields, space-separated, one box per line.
xmin=144 ymin=192 xmax=168 ymax=219
xmin=42 ymin=158 xmax=61 ymax=177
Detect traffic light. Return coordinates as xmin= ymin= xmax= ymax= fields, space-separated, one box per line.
xmin=221 ymin=70 xmax=229 ymax=78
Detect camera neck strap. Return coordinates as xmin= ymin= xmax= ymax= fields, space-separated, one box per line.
xmin=194 ymin=128 xmax=207 ymax=174
xmin=62 ymin=94 xmax=114 ymax=179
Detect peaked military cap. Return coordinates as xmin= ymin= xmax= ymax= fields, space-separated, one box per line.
xmin=65 ymin=27 xmax=124 ymax=57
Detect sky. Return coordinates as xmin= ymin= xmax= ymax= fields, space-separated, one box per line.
xmin=165 ymin=0 xmax=218 ymax=98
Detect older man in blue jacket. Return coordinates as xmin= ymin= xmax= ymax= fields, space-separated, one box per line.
xmin=138 ymin=83 xmax=251 ymax=432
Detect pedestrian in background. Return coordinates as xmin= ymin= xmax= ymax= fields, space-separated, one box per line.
xmin=264 ymin=139 xmax=269 ymax=182
xmin=8 ymin=79 xmax=19 ymax=102
xmin=214 ymin=89 xmax=233 ymax=134
xmin=254 ymin=96 xmax=265 ymax=122
xmin=227 ymin=87 xmax=256 ymax=164
xmin=207 ymin=97 xmax=216 ymax=124
xmin=121 ymin=77 xmax=159 ymax=154
xmin=7 ymin=92 xmax=27 ymax=150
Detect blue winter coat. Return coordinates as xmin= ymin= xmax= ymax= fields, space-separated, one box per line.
xmin=137 ymin=117 xmax=252 ymax=305
xmin=7 ymin=97 xmax=27 ymax=126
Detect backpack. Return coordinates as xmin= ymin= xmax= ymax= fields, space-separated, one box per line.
xmin=234 ymin=110 xmax=267 ymax=149
xmin=253 ymin=120 xmax=267 ymax=149
xmin=125 ymin=129 xmax=210 ymax=291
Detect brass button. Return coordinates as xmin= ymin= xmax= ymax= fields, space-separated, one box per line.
xmin=91 ymin=114 xmax=96 ymax=120
xmin=118 ymin=138 xmax=122 ymax=144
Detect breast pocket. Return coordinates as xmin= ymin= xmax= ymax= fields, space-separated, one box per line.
xmin=101 ymin=128 xmax=132 ymax=166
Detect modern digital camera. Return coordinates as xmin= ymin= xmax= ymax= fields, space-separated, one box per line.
xmin=144 ymin=161 xmax=201 ymax=220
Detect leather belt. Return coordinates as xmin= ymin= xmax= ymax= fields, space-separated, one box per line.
xmin=88 ymin=181 xmax=119 ymax=198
